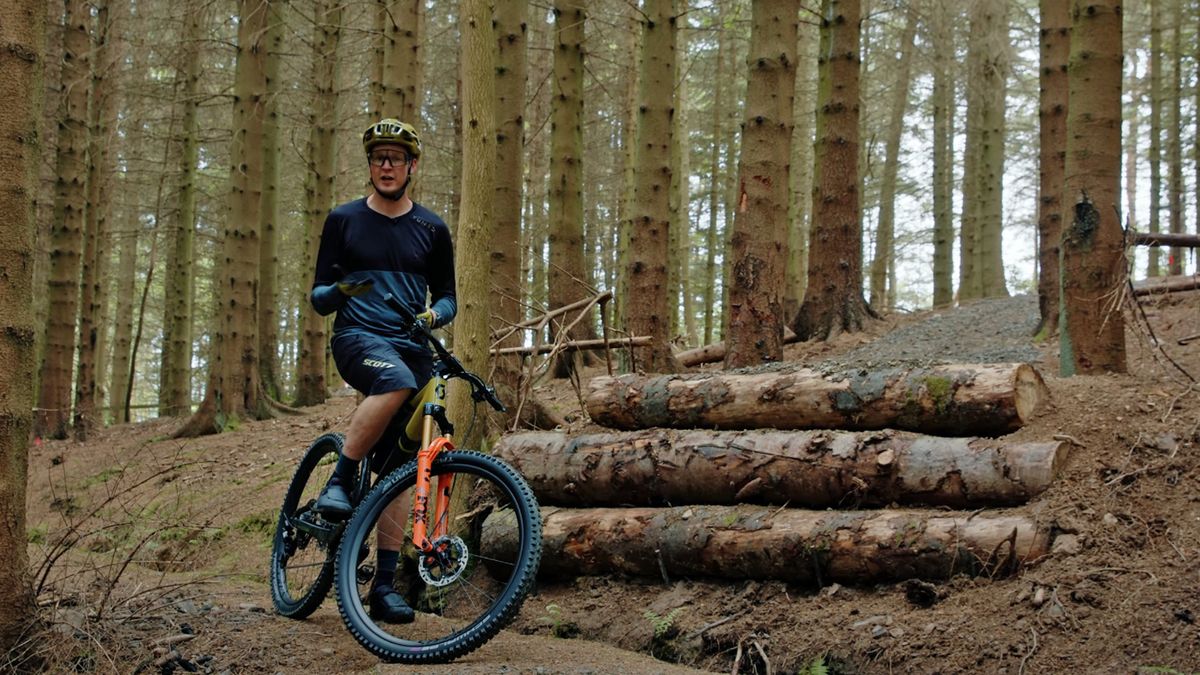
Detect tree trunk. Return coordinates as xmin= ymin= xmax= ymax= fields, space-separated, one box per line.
xmin=296 ymin=0 xmax=342 ymax=407
xmin=450 ymin=0 xmax=496 ymax=449
xmin=0 ymin=0 xmax=43 ymax=649
xmin=36 ymin=0 xmax=90 ymax=440
xmin=494 ymin=429 xmax=1068 ymax=508
xmin=868 ymin=6 xmax=917 ymax=312
xmin=976 ymin=0 xmax=1010 ymax=299
xmin=549 ymin=0 xmax=590 ymax=379
xmin=176 ymin=0 xmax=270 ymax=436
xmin=586 ymin=362 xmax=1049 ymax=436
xmin=1148 ymin=0 xmax=1163 ymax=277
xmin=159 ymin=0 xmax=203 ymax=417
xmin=382 ymin=0 xmax=423 ymax=124
xmin=626 ymin=0 xmax=682 ymax=374
xmin=615 ymin=1 xmax=640 ymax=342
xmin=786 ymin=14 xmax=817 ymax=321
xmin=484 ymin=505 xmax=1053 ymax=583
xmin=257 ymin=4 xmax=284 ymax=401
xmin=702 ymin=3 xmax=727 ymax=346
xmin=1166 ymin=0 xmax=1183 ymax=276
xmin=930 ymin=0 xmax=955 ymax=308
xmin=1037 ymin=0 xmax=1069 ymax=336
xmin=671 ymin=0 xmax=695 ymax=348
xmin=791 ymin=0 xmax=873 ymax=341
xmin=76 ymin=0 xmax=124 ymax=436
xmin=724 ymin=0 xmax=796 ymax=368
xmin=108 ymin=206 xmax=137 ymax=424
xmin=1059 ymin=0 xmax=1125 ymax=376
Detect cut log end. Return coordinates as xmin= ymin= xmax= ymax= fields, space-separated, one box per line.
xmin=1014 ymin=363 xmax=1049 ymax=424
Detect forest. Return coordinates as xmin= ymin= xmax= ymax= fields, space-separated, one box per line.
xmin=2 ymin=0 xmax=1199 ymax=671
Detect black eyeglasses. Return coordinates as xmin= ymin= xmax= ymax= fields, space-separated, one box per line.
xmin=368 ymin=151 xmax=410 ymax=168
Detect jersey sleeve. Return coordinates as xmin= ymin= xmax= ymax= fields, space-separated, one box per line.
xmin=427 ymin=222 xmax=457 ymax=328
xmin=310 ymin=210 xmax=347 ymax=315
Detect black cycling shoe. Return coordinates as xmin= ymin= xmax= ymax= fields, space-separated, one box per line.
xmin=314 ymin=482 xmax=353 ymax=520
xmin=368 ymin=585 xmax=416 ymax=624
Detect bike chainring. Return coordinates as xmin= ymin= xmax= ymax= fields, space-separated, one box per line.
xmin=416 ymin=536 xmax=469 ymax=587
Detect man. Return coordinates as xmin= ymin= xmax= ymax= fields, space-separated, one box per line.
xmin=309 ymin=118 xmax=456 ymax=623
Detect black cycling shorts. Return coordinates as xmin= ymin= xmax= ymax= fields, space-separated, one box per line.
xmin=331 ymin=330 xmax=432 ymax=472
xmin=331 ymin=330 xmax=432 ymax=397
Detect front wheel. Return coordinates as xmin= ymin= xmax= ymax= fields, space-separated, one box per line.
xmin=335 ymin=450 xmax=542 ymax=664
xmin=271 ymin=433 xmax=344 ymax=619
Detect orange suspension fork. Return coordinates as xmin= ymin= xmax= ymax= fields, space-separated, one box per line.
xmin=411 ymin=419 xmax=455 ymax=553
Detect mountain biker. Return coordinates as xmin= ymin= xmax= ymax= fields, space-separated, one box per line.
xmin=308 ymin=118 xmax=456 ymax=624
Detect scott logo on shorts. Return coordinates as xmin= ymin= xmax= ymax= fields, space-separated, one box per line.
xmin=362 ymin=358 xmax=395 ymax=369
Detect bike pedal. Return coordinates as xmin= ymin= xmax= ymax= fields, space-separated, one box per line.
xmin=357 ymin=564 xmax=376 ymax=586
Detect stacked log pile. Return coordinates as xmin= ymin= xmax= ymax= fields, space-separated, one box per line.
xmin=484 ymin=363 xmax=1064 ymax=586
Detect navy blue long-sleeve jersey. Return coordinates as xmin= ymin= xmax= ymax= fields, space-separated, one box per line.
xmin=311 ymin=198 xmax=456 ymax=350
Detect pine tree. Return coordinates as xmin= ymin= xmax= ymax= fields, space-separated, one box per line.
xmin=1036 ymin=0 xmax=1069 ymax=335
xmin=1059 ymin=0 xmax=1125 ymax=375
xmin=725 ymin=0 xmax=797 ymax=367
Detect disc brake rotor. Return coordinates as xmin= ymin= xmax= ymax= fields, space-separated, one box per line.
xmin=417 ymin=536 xmax=469 ymax=587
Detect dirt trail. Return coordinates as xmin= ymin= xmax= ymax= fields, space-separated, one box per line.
xmin=22 ymin=293 xmax=1200 ymax=674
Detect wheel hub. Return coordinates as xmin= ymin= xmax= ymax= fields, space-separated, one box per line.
xmin=417 ymin=536 xmax=469 ymax=587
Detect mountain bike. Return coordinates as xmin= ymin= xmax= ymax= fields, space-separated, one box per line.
xmin=270 ymin=294 xmax=542 ymax=663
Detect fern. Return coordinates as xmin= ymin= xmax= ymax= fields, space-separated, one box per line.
xmin=798 ymin=655 xmax=829 ymax=675
xmin=643 ymin=607 xmax=684 ymax=639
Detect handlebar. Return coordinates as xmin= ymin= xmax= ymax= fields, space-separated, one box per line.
xmin=382 ymin=293 xmax=506 ymax=413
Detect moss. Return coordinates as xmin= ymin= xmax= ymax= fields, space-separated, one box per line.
xmin=923 ymin=375 xmax=954 ymax=414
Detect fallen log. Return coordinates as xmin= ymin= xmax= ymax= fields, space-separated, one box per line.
xmin=482 ymin=505 xmax=1051 ymax=584
xmin=492 ymin=429 xmax=1069 ymax=508
xmin=677 ymin=328 xmax=800 ymax=367
xmin=1130 ymin=231 xmax=1200 ymax=248
xmin=1132 ymin=274 xmax=1200 ymax=296
xmin=585 ymin=363 xmax=1049 ymax=436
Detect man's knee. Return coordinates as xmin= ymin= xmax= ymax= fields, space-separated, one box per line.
xmin=369 ymin=388 xmax=413 ymax=412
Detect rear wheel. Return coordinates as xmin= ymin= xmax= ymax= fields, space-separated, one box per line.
xmin=335 ymin=451 xmax=542 ymax=664
xmin=271 ymin=433 xmax=344 ymax=618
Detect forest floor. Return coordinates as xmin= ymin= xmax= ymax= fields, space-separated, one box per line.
xmin=17 ymin=291 xmax=1200 ymax=674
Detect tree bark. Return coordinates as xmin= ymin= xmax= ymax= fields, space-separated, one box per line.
xmin=930 ymin=0 xmax=956 ymax=309
xmin=257 ymin=3 xmax=285 ymax=401
xmin=382 ymin=0 xmax=422 ymax=124
xmin=678 ymin=327 xmax=799 ymax=367
xmin=976 ymin=0 xmax=1010 ymax=299
xmin=868 ymin=6 xmax=917 ymax=312
xmin=1059 ymin=0 xmax=1125 ymax=376
xmin=626 ymin=0 xmax=682 ymax=374
xmin=159 ymin=0 xmax=203 ymax=417
xmin=36 ymin=0 xmax=90 ymax=440
xmin=484 ymin=505 xmax=1053 ymax=583
xmin=0 ymin=0 xmax=43 ymax=649
xmin=493 ymin=429 xmax=1069 ymax=508
xmin=74 ymin=0 xmax=123 ymax=437
xmin=791 ymin=0 xmax=873 ymax=341
xmin=1036 ymin=0 xmax=1069 ymax=336
xmin=1167 ymin=0 xmax=1184 ymax=276
xmin=724 ymin=0 xmax=796 ymax=368
xmin=295 ymin=0 xmax=342 ymax=407
xmin=549 ymin=0 xmax=591 ymax=379
xmin=585 ymin=363 xmax=1049 ymax=436
xmin=1148 ymin=0 xmax=1163 ymax=277
xmin=175 ymin=0 xmax=270 ymax=436
xmin=450 ymin=0 xmax=496 ymax=449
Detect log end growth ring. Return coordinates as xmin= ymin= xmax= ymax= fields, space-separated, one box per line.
xmin=1014 ymin=364 xmax=1050 ymax=424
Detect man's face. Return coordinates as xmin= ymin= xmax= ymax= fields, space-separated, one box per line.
xmin=368 ymin=144 xmax=416 ymax=198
